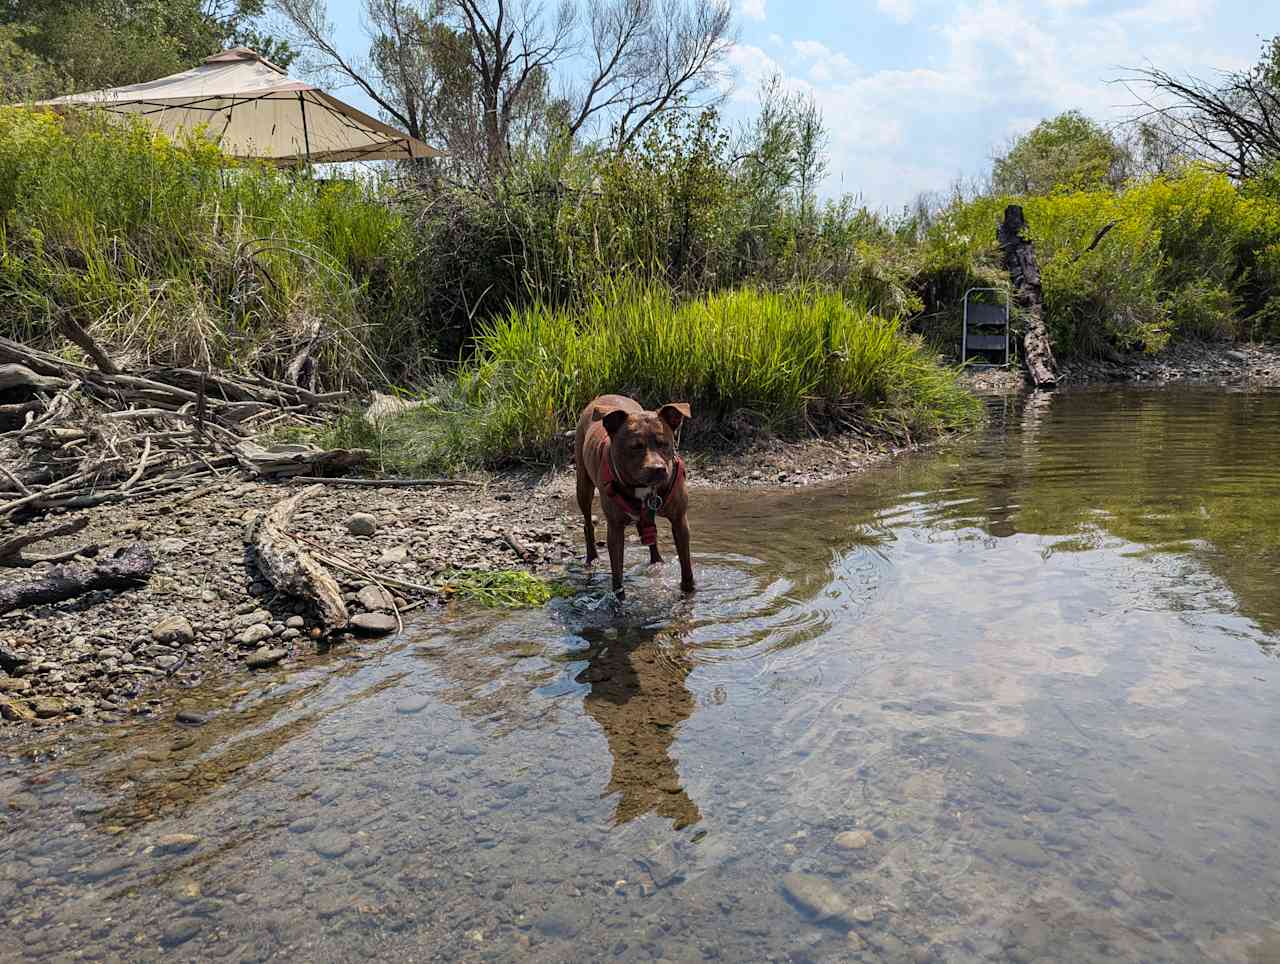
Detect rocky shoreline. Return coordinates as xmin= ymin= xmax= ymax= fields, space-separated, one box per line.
xmin=3 ymin=339 xmax=1277 ymax=737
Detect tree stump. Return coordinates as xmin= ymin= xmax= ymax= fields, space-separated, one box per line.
xmin=997 ymin=205 xmax=1058 ymax=389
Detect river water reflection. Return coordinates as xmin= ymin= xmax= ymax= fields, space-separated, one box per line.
xmin=3 ymin=385 xmax=1279 ymax=963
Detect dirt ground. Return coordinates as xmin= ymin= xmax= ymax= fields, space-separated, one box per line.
xmin=3 ymin=338 xmax=1278 ymax=735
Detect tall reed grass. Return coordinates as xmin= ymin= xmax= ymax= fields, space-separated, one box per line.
xmin=0 ymin=106 xmax=422 ymax=385
xmin=327 ymin=284 xmax=982 ymax=473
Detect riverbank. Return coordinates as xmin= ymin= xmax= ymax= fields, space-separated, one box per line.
xmin=961 ymin=339 xmax=1280 ymax=395
xmin=0 ymin=425 xmax=916 ymax=735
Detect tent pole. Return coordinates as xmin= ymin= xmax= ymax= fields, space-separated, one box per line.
xmin=298 ymin=92 xmax=312 ymax=170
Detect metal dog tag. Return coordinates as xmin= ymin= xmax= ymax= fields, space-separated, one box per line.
xmin=645 ymin=493 xmax=664 ymax=511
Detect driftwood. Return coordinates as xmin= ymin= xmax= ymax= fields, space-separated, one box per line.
xmin=0 ymin=364 xmax=67 ymax=394
xmin=250 ymin=484 xmax=349 ymax=635
xmin=997 ymin=205 xmax=1058 ymax=389
xmin=0 ymin=334 xmax=357 ymax=518
xmin=364 ymin=391 xmax=431 ymax=425
xmin=0 ymin=543 xmax=154 ymax=614
xmin=233 ymin=440 xmax=370 ymax=479
xmin=0 ymin=515 xmax=96 ymax=568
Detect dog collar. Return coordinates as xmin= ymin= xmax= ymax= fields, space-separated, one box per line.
xmin=601 ymin=449 xmax=684 ymax=546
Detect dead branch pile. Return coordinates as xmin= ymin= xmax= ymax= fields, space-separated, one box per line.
xmin=0 ymin=335 xmax=370 ymax=520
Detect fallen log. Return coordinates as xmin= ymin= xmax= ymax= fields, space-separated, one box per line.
xmin=233 ymin=440 xmax=370 ymax=478
xmin=249 ymin=484 xmax=349 ymax=634
xmin=997 ymin=205 xmax=1058 ymax=389
xmin=0 ymin=543 xmax=154 ymax=614
xmin=0 ymin=364 xmax=67 ymax=394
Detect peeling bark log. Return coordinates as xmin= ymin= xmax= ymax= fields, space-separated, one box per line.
xmin=0 ymin=544 xmax=153 ymax=614
xmin=997 ymin=205 xmax=1058 ymax=389
xmin=249 ymin=484 xmax=349 ymax=634
xmin=0 ymin=364 xmax=67 ymax=394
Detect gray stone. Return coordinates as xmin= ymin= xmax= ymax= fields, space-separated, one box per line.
xmin=350 ymin=612 xmax=398 ymax=636
xmin=0 ymin=676 xmax=31 ymax=694
xmin=835 ymin=830 xmax=874 ymax=851
xmin=285 ymin=616 xmax=305 ymax=629
xmin=81 ymin=856 xmax=132 ymax=882
xmin=988 ymin=837 xmax=1051 ymax=869
xmin=311 ymin=831 xmax=353 ymax=858
xmin=152 ymin=614 xmax=194 ymax=646
xmin=395 ymin=696 xmax=430 ymax=714
xmin=246 ymin=648 xmax=287 ymax=670
xmin=238 ymin=624 xmax=273 ymax=647
xmin=155 ymin=833 xmax=200 ymax=854
xmin=154 ymin=655 xmax=180 ymax=671
xmin=780 ymin=872 xmax=854 ymax=927
xmin=356 ymin=585 xmax=395 ymax=612
xmin=176 ymin=710 xmax=209 ymax=726
xmin=378 ymin=545 xmax=409 ymax=565
xmin=160 ymin=917 xmax=202 ymax=947
xmin=231 ymin=608 xmax=272 ymax=632
xmin=31 ymin=697 xmax=65 ymax=719
xmin=346 ymin=513 xmax=378 ymax=537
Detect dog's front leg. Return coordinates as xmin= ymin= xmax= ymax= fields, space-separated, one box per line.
xmin=606 ymin=518 xmax=627 ymax=599
xmin=671 ymin=513 xmax=695 ymax=593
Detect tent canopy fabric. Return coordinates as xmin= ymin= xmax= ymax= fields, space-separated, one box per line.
xmin=37 ymin=47 xmax=442 ymax=165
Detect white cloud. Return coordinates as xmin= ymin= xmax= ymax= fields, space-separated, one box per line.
xmin=876 ymin=0 xmax=914 ymax=23
xmin=722 ymin=0 xmax=1255 ymax=209
xmin=740 ymin=0 xmax=767 ymax=21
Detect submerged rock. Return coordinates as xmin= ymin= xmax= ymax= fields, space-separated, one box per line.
xmin=834 ymin=830 xmax=874 ymax=851
xmin=155 ymin=833 xmax=200 ymax=854
xmin=780 ymin=872 xmax=855 ymax=927
xmin=160 ymin=916 xmax=202 ymax=947
xmin=245 ymin=648 xmax=287 ymax=670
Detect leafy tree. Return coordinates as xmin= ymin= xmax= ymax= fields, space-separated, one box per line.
xmin=1123 ymin=36 xmax=1280 ymax=181
xmin=275 ymin=0 xmax=735 ymax=184
xmin=992 ymin=110 xmax=1130 ymax=196
xmin=0 ymin=0 xmax=293 ymax=92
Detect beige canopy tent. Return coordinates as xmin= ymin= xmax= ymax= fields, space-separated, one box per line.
xmin=36 ymin=47 xmax=442 ymax=165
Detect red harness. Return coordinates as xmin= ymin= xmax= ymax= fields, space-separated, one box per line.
xmin=599 ymin=450 xmax=685 ymax=546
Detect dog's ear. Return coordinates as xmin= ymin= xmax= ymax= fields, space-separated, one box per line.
xmin=658 ymin=402 xmax=691 ymax=431
xmin=597 ymin=408 xmax=630 ymax=436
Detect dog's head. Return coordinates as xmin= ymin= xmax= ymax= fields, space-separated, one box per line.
xmin=595 ymin=401 xmax=691 ymax=487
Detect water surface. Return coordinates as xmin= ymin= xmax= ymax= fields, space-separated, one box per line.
xmin=3 ymin=386 xmax=1280 ymax=963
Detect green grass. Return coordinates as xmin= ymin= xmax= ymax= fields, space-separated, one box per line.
xmin=317 ymin=282 xmax=983 ymax=474
xmin=0 ymin=106 xmax=424 ymax=386
xmin=438 ymin=569 xmax=570 ymax=607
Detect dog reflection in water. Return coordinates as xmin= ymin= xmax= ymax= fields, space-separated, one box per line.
xmin=576 ymin=624 xmax=701 ymax=830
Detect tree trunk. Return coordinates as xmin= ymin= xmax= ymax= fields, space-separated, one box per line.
xmin=249 ymin=485 xmax=349 ymax=634
xmin=997 ymin=205 xmax=1058 ymax=389
xmin=0 ymin=544 xmax=153 ymax=614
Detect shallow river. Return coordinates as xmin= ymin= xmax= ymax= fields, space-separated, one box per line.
xmin=3 ymin=386 xmax=1280 ymax=963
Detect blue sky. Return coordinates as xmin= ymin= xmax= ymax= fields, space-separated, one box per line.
xmin=319 ymin=0 xmax=1271 ymax=210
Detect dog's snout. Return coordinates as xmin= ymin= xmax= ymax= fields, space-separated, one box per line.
xmin=643 ymin=463 xmax=669 ymax=484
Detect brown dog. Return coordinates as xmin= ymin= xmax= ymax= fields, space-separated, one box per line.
xmin=575 ymin=394 xmax=693 ymax=599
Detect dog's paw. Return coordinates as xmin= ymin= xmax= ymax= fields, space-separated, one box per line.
xmin=680 ymin=579 xmax=696 ymax=594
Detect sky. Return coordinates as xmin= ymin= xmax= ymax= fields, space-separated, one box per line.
xmin=318 ymin=0 xmax=1271 ymax=211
